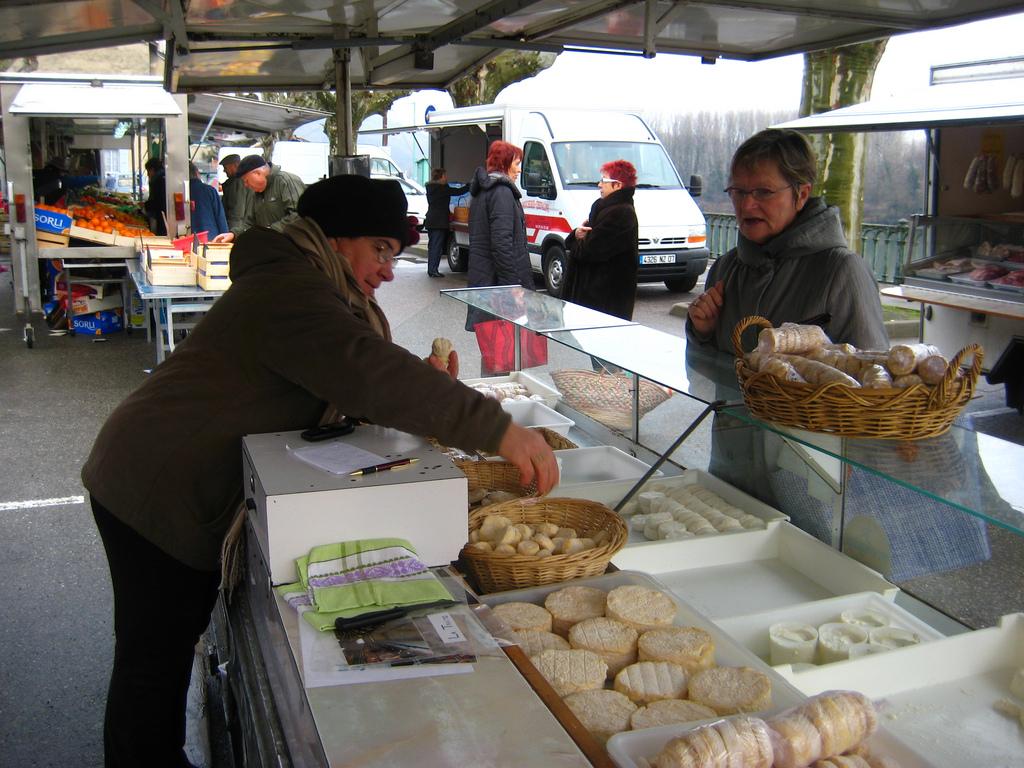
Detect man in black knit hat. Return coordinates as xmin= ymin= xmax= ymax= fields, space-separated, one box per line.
xmin=82 ymin=175 xmax=559 ymax=767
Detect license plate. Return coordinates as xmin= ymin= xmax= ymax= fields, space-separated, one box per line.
xmin=641 ymin=254 xmax=676 ymax=265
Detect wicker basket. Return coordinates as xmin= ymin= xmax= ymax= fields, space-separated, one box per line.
xmin=732 ymin=315 xmax=983 ymax=440
xmin=455 ymin=459 xmax=539 ymax=498
xmin=460 ymin=497 xmax=628 ymax=593
xmin=550 ymin=369 xmax=671 ymax=432
xmin=433 ymin=427 xmax=576 ymax=459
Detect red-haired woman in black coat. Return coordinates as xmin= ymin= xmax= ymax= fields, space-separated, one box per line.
xmin=562 ymin=159 xmax=639 ymax=321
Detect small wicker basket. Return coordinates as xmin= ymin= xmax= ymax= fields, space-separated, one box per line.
xmin=460 ymin=497 xmax=628 ymax=593
xmin=455 ymin=459 xmax=539 ymax=498
xmin=732 ymin=315 xmax=983 ymax=440
xmin=550 ymin=369 xmax=671 ymax=431
xmin=432 ymin=427 xmax=576 ymax=459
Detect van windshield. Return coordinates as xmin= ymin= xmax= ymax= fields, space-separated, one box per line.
xmin=551 ymin=141 xmax=682 ymax=189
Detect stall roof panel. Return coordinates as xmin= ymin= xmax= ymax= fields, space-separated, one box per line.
xmin=9 ymin=82 xmax=181 ymax=117
xmin=187 ymin=93 xmax=329 ymax=135
xmin=774 ymin=77 xmax=1024 ymax=133
xmin=0 ymin=1 xmax=1023 ymax=91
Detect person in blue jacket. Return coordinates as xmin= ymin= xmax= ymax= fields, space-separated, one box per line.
xmin=188 ymin=162 xmax=228 ymax=238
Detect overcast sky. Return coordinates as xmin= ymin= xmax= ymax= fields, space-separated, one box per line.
xmin=389 ymin=10 xmax=1024 ymax=122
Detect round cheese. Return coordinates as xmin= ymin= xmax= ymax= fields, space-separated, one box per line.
xmin=606 ymin=585 xmax=677 ymax=633
xmin=529 ymin=649 xmax=607 ymax=698
xmin=492 ymin=601 xmax=553 ymax=633
xmin=688 ymin=666 xmax=772 ymax=715
xmin=562 ymin=689 xmax=637 ymax=744
xmin=568 ymin=617 xmax=638 ymax=677
xmin=637 ymin=626 xmax=715 ymax=674
xmin=613 ymin=661 xmax=688 ymax=704
xmin=544 ymin=585 xmax=607 ymax=637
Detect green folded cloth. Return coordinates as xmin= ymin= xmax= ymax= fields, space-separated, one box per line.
xmin=276 ymin=537 xmax=453 ymax=632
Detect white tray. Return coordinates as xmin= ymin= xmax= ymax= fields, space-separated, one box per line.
xmin=501 ymin=399 xmax=575 ymax=435
xmin=481 ymin=570 xmax=805 ymax=713
xmin=607 ymin=718 xmax=936 ymax=768
xmin=612 ymin=522 xmax=898 ymax=619
xmin=714 ymin=591 xmax=945 ymax=670
xmin=776 ymin=612 xmax=1024 ymax=767
xmin=549 ymin=446 xmax=661 ymax=496
xmin=461 ymin=371 xmax=562 ymax=408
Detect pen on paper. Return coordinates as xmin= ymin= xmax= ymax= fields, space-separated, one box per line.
xmin=349 ymin=458 xmax=420 ymax=476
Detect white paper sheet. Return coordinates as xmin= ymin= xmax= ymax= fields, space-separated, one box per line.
xmin=288 ymin=441 xmax=387 ymax=475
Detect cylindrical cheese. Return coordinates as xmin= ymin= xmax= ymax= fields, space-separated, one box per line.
xmin=769 ymin=622 xmax=818 ymax=665
xmin=839 ymin=608 xmax=889 ymax=629
xmin=816 ymin=622 xmax=868 ymax=663
xmin=868 ymin=626 xmax=920 ymax=650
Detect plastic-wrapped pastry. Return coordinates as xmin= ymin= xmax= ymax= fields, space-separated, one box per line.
xmin=859 ymin=364 xmax=893 ymax=389
xmin=886 ymin=343 xmax=941 ymax=376
xmin=892 ymin=374 xmax=924 ymax=389
xmin=916 ymin=354 xmax=949 ymax=386
xmin=652 ymin=715 xmax=774 ymax=768
xmin=768 ymin=690 xmax=877 ymax=768
xmin=779 ymin=355 xmax=861 ymax=388
xmin=760 ymin=356 xmax=806 ymax=383
xmin=757 ymin=323 xmax=831 ymax=355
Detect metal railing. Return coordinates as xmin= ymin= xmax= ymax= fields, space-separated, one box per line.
xmin=703 ymin=212 xmax=910 ymax=284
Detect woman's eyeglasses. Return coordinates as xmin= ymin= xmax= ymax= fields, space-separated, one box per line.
xmin=598 ymin=178 xmax=621 ymax=186
xmin=371 ymin=239 xmax=398 ymax=265
xmin=724 ymin=186 xmax=793 ymax=202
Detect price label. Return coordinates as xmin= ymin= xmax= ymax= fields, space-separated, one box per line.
xmin=428 ymin=612 xmax=466 ymax=644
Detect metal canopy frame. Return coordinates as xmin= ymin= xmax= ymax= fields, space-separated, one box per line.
xmin=0 ymin=2 xmax=1022 ymax=93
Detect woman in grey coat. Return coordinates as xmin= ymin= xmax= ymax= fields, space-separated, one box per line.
xmin=686 ymin=129 xmax=886 ymax=352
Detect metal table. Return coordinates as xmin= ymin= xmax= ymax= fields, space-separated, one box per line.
xmin=129 ymin=266 xmax=225 ymax=365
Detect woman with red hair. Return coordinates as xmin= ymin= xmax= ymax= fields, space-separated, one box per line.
xmin=465 ymin=140 xmax=533 ymax=334
xmin=562 ymin=159 xmax=639 ymax=321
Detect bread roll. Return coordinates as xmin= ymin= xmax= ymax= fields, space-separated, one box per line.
xmin=630 ymin=699 xmax=718 ymax=730
xmin=688 ymin=666 xmax=772 ymax=715
xmin=613 ymin=661 xmax=688 ymax=704
xmin=568 ymin=617 xmax=638 ymax=677
xmin=606 ymin=585 xmax=677 ymax=633
xmin=492 ymin=602 xmax=553 ymax=633
xmin=760 ymin=356 xmax=806 ymax=383
xmin=430 ymin=337 xmax=453 ymax=362
xmin=859 ymin=364 xmax=893 ymax=389
xmin=637 ymin=626 xmax=715 ymax=674
xmin=511 ymin=629 xmax=569 ymax=656
xmin=529 ymin=649 xmax=607 ymax=697
xmin=892 ymin=374 xmax=924 ymax=389
xmin=779 ymin=355 xmax=861 ymax=387
xmin=562 ymin=689 xmax=637 ymax=744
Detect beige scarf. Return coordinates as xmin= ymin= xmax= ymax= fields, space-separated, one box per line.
xmin=219 ymin=217 xmax=392 ymax=593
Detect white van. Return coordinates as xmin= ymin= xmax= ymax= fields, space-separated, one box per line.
xmin=425 ymin=105 xmax=708 ymax=294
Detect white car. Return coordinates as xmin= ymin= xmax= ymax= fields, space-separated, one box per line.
xmin=375 ymin=174 xmax=427 ymax=230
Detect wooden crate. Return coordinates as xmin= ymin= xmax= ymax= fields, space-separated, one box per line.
xmin=69 ymin=225 xmax=118 ymax=245
xmin=197 ymin=272 xmax=230 ymax=292
xmin=36 ymin=230 xmax=70 ymax=248
xmin=196 ymin=254 xmax=230 ymax=277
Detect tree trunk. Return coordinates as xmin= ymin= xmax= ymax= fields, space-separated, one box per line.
xmin=799 ymin=40 xmax=887 ymax=245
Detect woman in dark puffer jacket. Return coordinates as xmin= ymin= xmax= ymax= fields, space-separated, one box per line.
xmin=464 ymin=140 xmax=533 ymax=332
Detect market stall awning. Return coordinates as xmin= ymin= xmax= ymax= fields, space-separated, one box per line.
xmin=774 ymin=71 xmax=1024 ymax=133
xmin=9 ymin=82 xmax=180 ymax=118
xmin=187 ymin=93 xmax=329 ymax=136
xmin=0 ymin=1 xmax=1022 ymax=92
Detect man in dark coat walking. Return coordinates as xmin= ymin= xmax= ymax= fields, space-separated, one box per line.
xmin=562 ymin=159 xmax=640 ymax=321
xmin=424 ymin=168 xmax=469 ymax=277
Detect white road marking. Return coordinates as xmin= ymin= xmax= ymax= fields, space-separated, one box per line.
xmin=0 ymin=495 xmax=86 ymax=511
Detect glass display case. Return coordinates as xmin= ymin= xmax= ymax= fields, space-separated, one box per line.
xmin=903 ymin=213 xmax=1024 ymax=301
xmin=444 ymin=286 xmax=1024 ymax=628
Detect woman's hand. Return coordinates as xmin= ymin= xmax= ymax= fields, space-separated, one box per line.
xmin=497 ymin=423 xmax=559 ymax=496
xmin=574 ymin=225 xmax=591 ymax=239
xmin=212 ymin=232 xmax=235 ymax=244
xmin=426 ymin=349 xmax=460 ymax=379
xmin=687 ymin=280 xmax=724 ymax=337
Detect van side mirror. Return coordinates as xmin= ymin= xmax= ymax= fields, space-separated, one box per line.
xmin=525 ymin=172 xmax=556 ymax=200
xmin=688 ymin=174 xmax=703 ymax=198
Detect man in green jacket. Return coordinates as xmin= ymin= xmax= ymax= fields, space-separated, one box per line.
xmin=212 ymin=154 xmax=305 ymax=242
xmin=218 ymin=153 xmax=249 ymax=232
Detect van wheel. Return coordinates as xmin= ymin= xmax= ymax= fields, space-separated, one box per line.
xmin=447 ymin=236 xmax=467 ymax=272
xmin=664 ymin=275 xmax=698 ymax=293
xmin=544 ymin=245 xmax=566 ymax=296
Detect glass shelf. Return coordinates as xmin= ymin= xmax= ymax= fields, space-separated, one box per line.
xmin=441 ymin=286 xmax=1024 ymax=538
xmin=441 ymin=286 xmax=636 ymax=332
xmin=545 ymin=325 xmax=744 ymax=406
xmin=719 ymin=403 xmax=1024 ymax=536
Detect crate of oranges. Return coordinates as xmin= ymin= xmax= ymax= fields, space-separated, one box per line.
xmin=68 ymin=201 xmax=155 ymax=245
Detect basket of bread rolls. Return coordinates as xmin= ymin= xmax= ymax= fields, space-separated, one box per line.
xmin=732 ymin=315 xmax=983 ymax=440
xmin=461 ymin=498 xmax=629 ymax=593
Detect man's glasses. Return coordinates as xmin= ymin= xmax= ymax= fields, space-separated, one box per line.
xmin=724 ymin=186 xmax=793 ymax=203
xmin=371 ymin=239 xmax=398 ymax=265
